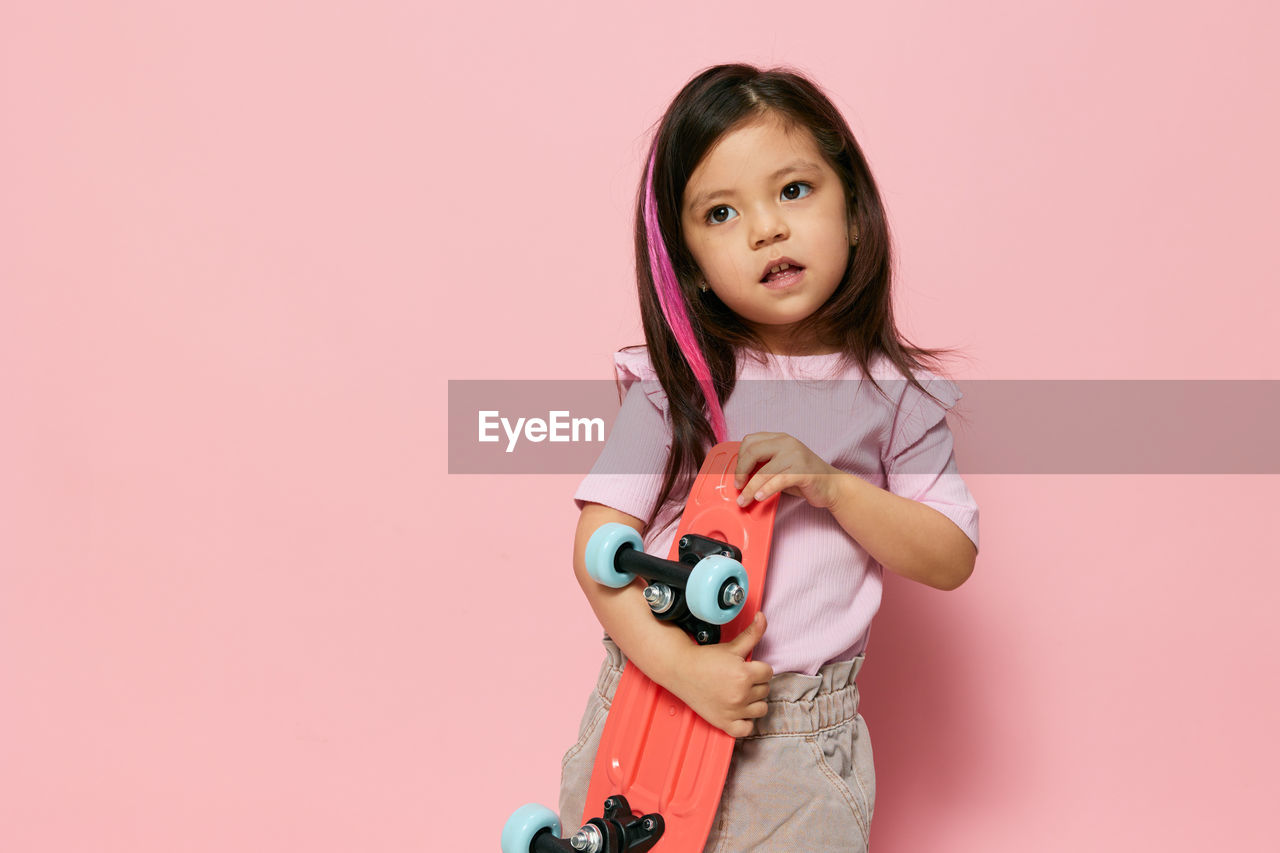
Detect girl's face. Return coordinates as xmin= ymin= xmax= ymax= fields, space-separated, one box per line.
xmin=680 ymin=114 xmax=855 ymax=356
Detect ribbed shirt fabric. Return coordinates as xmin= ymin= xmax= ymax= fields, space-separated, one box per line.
xmin=573 ymin=346 xmax=980 ymax=676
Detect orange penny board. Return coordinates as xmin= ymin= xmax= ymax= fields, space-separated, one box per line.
xmin=583 ymin=441 xmax=778 ymax=851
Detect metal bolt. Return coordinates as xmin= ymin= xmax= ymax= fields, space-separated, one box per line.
xmin=570 ymin=824 xmax=603 ymax=852
xmin=642 ymin=818 xmax=655 ymax=831
xmin=721 ymin=583 xmax=745 ymax=608
xmin=679 ymin=536 xmax=689 ymax=549
xmin=643 ymin=583 xmax=674 ymax=614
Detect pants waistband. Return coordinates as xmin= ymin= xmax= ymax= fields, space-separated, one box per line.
xmin=598 ymin=637 xmax=863 ymax=737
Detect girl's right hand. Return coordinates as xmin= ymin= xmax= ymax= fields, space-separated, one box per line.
xmin=668 ymin=612 xmax=774 ymax=738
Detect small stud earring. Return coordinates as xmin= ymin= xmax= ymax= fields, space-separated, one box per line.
xmin=699 ymin=281 xmax=709 ymax=293
xmin=851 ymin=233 xmax=860 ymax=246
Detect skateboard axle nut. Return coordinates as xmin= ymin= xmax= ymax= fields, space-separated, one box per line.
xmin=722 ymin=583 xmax=745 ymax=608
xmin=570 ymin=824 xmax=602 ymax=852
xmin=643 ymin=583 xmax=674 ymax=614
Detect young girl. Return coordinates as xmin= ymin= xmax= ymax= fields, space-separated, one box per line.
xmin=559 ymin=64 xmax=979 ymax=852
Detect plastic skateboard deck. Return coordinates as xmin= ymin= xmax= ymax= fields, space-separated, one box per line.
xmin=582 ymin=440 xmax=778 ymax=851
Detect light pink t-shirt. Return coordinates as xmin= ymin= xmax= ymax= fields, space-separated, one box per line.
xmin=573 ymin=346 xmax=980 ymax=675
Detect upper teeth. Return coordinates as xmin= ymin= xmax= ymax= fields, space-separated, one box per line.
xmin=769 ymin=263 xmax=791 ymax=274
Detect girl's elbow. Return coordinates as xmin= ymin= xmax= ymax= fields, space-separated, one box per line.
xmin=936 ymin=567 xmax=971 ymax=591
xmin=937 ymin=546 xmax=977 ymax=591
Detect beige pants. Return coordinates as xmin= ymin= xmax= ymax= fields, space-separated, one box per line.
xmin=559 ymin=638 xmax=875 ymax=852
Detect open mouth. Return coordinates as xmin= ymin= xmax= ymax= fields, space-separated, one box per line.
xmin=761 ymin=262 xmax=805 ymax=286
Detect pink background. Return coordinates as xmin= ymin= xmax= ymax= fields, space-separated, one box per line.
xmin=3 ymin=1 xmax=1277 ymax=850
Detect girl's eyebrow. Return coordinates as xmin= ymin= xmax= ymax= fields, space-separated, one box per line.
xmin=685 ymin=160 xmax=823 ymax=213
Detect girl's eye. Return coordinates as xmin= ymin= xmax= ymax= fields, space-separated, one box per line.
xmin=781 ymin=182 xmax=812 ymax=201
xmin=706 ymin=205 xmax=738 ymax=225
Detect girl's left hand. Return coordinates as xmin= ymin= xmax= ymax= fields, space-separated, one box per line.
xmin=734 ymin=432 xmax=844 ymax=510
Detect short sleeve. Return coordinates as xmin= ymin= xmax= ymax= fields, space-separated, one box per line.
xmin=572 ymin=348 xmax=672 ymax=522
xmin=884 ymin=376 xmax=980 ymax=551
xmin=612 ymin=345 xmax=670 ymax=414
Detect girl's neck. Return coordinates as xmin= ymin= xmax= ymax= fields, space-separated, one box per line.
xmin=743 ymin=321 xmax=844 ymax=358
xmin=747 ymin=334 xmax=844 ymax=358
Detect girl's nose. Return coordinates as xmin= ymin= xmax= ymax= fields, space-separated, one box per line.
xmin=750 ymin=210 xmax=789 ymax=248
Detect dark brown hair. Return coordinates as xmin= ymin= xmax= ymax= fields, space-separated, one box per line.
xmin=633 ymin=63 xmax=955 ymax=533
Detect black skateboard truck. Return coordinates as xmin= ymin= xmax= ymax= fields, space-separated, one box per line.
xmin=504 ymin=796 xmax=664 ymax=853
xmin=585 ymin=523 xmax=750 ymax=646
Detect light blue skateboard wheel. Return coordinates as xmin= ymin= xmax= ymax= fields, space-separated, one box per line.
xmin=686 ymin=555 xmax=749 ymax=625
xmin=585 ymin=522 xmax=643 ymax=588
xmin=501 ymin=803 xmax=561 ymax=853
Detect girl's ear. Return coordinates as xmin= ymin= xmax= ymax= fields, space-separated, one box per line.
xmin=849 ymin=223 xmax=860 ymax=246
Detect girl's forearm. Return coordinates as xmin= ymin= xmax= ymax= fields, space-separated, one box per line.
xmin=827 ymin=472 xmax=976 ymax=590
xmin=571 ymin=505 xmax=697 ymax=688
xmin=574 ymin=563 xmax=698 ymax=686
